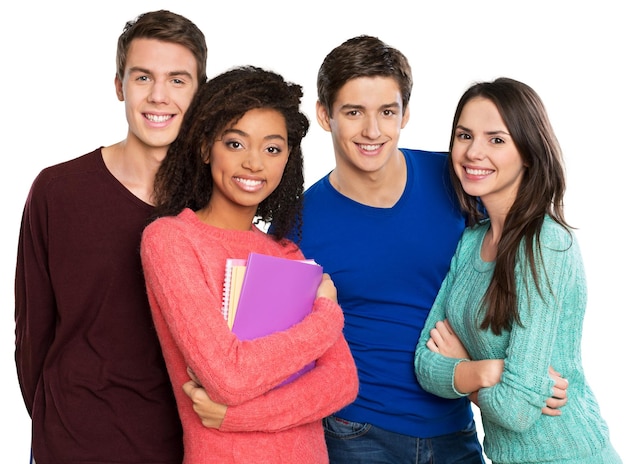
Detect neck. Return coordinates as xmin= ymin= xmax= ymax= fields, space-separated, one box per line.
xmin=195 ymin=201 xmax=256 ymax=231
xmin=331 ymin=149 xmax=406 ymax=207
xmin=101 ymin=140 xmax=166 ymax=205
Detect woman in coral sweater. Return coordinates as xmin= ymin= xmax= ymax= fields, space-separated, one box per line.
xmin=140 ymin=66 xmax=358 ymax=464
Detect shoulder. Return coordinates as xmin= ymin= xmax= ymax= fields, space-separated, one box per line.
xmin=303 ymin=174 xmax=330 ymax=198
xmin=400 ymin=148 xmax=448 ymax=167
xmin=537 ymin=216 xmax=576 ymax=252
xmin=30 ymin=149 xmax=104 ymax=190
xmin=459 ymin=221 xmax=489 ymax=248
xmin=143 ymin=210 xmax=192 ymax=244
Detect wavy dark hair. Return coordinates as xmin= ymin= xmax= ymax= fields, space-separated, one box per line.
xmin=151 ymin=66 xmax=309 ymax=240
xmin=449 ymin=77 xmax=570 ymax=334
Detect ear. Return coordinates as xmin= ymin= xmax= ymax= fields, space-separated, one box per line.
xmin=114 ymin=75 xmax=124 ymax=102
xmin=201 ymin=141 xmax=212 ymax=164
xmin=401 ymin=104 xmax=410 ymax=129
xmin=316 ymin=101 xmax=332 ymax=132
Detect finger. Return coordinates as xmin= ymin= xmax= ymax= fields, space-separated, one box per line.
xmin=434 ymin=320 xmax=451 ymax=336
xmin=541 ymin=405 xmax=562 ymax=416
xmin=426 ymin=338 xmax=440 ymax=353
xmin=182 ymin=380 xmax=198 ymax=398
xmin=551 ymin=385 xmax=568 ymax=400
xmin=430 ymin=326 xmax=444 ymax=345
xmin=442 ymin=319 xmax=455 ymax=335
xmin=552 ymin=375 xmax=569 ymax=391
xmin=546 ymin=399 xmax=567 ymax=411
xmin=548 ymin=366 xmax=562 ymax=378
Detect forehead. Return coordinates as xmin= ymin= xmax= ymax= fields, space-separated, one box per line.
xmin=125 ymin=38 xmax=198 ymax=77
xmin=334 ymin=76 xmax=402 ymax=109
xmin=459 ymin=97 xmax=506 ymax=128
xmin=228 ymin=108 xmax=287 ymax=135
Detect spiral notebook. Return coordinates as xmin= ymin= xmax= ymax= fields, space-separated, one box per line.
xmin=222 ymin=252 xmax=323 ymax=384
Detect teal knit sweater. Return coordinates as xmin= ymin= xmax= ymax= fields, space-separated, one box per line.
xmin=415 ymin=217 xmax=621 ymax=463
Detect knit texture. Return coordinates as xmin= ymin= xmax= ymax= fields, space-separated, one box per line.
xmin=415 ymin=217 xmax=621 ymax=463
xmin=141 ymin=208 xmax=358 ymax=463
xmin=15 ymin=148 xmax=183 ymax=464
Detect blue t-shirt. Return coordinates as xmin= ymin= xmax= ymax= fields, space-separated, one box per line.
xmin=293 ymin=148 xmax=472 ymax=437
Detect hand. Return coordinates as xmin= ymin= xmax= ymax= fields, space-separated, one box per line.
xmin=426 ymin=319 xmax=470 ymax=359
xmin=316 ymin=273 xmax=337 ymax=303
xmin=542 ymin=366 xmax=568 ymax=416
xmin=183 ymin=367 xmax=227 ymax=429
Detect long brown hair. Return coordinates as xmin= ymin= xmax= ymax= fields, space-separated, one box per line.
xmin=449 ymin=78 xmax=570 ymax=334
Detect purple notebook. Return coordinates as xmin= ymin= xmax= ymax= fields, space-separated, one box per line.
xmin=231 ymin=252 xmax=323 ymax=385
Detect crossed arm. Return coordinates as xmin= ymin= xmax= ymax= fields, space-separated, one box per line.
xmin=425 ymin=319 xmax=568 ymax=416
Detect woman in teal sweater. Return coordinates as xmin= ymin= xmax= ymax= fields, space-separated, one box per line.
xmin=414 ymin=78 xmax=621 ymax=463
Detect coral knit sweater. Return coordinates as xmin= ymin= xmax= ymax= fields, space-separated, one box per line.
xmin=141 ymin=208 xmax=358 ymax=464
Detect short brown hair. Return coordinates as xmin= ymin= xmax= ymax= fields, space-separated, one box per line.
xmin=116 ymin=10 xmax=207 ymax=84
xmin=317 ymin=35 xmax=412 ymax=115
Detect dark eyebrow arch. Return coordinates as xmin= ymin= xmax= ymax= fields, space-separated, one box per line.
xmin=455 ymin=125 xmax=510 ymax=137
xmin=222 ymin=128 xmax=287 ymax=143
xmin=127 ymin=67 xmax=193 ymax=79
xmin=338 ymin=102 xmax=401 ymax=112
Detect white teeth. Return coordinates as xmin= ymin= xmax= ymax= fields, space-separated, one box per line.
xmin=145 ymin=114 xmax=172 ymax=122
xmin=236 ymin=178 xmax=262 ymax=187
xmin=359 ymin=144 xmax=381 ymax=151
xmin=466 ymin=168 xmax=492 ymax=176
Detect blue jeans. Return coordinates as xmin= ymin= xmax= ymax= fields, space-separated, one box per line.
xmin=323 ymin=415 xmax=485 ymax=464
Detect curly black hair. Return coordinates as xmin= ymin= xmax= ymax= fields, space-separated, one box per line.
xmin=152 ymin=65 xmax=310 ymax=240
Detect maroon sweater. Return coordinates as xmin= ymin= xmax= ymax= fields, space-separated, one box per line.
xmin=15 ymin=148 xmax=183 ymax=464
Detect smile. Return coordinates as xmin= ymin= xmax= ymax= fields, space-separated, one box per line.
xmin=465 ymin=167 xmax=493 ymax=176
xmin=145 ymin=114 xmax=173 ymax=123
xmin=358 ymin=143 xmax=382 ymax=152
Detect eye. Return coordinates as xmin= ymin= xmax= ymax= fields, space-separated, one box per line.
xmin=491 ymin=137 xmax=505 ymax=144
xmin=225 ymin=140 xmax=243 ymax=150
xmin=382 ymin=109 xmax=396 ymax=117
xmin=136 ymin=75 xmax=150 ymax=82
xmin=456 ymin=132 xmax=471 ymax=140
xmin=266 ymin=145 xmax=283 ymax=156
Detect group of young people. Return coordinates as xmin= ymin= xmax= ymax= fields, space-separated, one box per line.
xmin=14 ymin=8 xmax=621 ymax=464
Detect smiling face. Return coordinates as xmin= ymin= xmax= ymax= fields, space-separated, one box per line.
xmin=317 ymin=76 xmax=409 ymax=176
xmin=206 ymin=108 xmax=290 ymax=224
xmin=115 ymin=38 xmax=199 ymax=156
xmin=451 ymin=97 xmax=526 ymax=216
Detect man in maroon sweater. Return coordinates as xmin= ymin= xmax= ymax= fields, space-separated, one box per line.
xmin=15 ymin=10 xmax=207 ymax=464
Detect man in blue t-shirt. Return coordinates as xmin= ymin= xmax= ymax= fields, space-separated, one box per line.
xmin=291 ymin=35 xmax=484 ymax=464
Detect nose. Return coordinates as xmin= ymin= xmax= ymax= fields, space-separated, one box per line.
xmin=465 ymin=139 xmax=486 ymax=161
xmin=242 ymin=148 xmax=263 ymax=172
xmin=361 ymin=115 xmax=381 ymax=139
xmin=148 ymin=80 xmax=170 ymax=104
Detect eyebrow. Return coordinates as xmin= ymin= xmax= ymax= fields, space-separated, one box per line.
xmin=127 ymin=66 xmax=194 ymax=79
xmin=456 ymin=124 xmax=510 ymax=136
xmin=338 ymin=102 xmax=401 ymax=112
xmin=222 ymin=128 xmax=287 ymax=143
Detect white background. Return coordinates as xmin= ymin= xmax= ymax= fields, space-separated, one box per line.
xmin=2 ymin=1 xmax=623 ymax=462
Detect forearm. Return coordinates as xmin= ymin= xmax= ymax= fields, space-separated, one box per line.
xmin=220 ymin=337 xmax=358 ymax=432
xmin=454 ymin=359 xmax=503 ymax=394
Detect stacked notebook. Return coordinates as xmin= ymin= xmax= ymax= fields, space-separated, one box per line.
xmin=222 ymin=252 xmax=323 ymax=384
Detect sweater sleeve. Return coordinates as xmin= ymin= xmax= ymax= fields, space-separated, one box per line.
xmin=141 ymin=220 xmax=345 ymax=406
xmin=477 ymin=227 xmax=575 ymax=431
xmin=414 ymin=237 xmax=468 ymax=399
xmin=14 ymin=173 xmax=56 ymax=415
xmin=219 ymin=326 xmax=358 ymax=432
